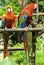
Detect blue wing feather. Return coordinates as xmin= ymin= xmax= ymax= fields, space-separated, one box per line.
xmin=2 ymin=19 xmax=6 ymax=28
xmin=20 ymin=15 xmax=27 ymax=41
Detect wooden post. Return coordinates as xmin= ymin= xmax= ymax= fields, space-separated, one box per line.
xmin=31 ymin=31 xmax=36 ymax=65
xmin=27 ymin=31 xmax=32 ymax=65
xmin=23 ymin=32 xmax=29 ymax=64
xmin=28 ymin=31 xmax=36 ymax=65
xmin=23 ymin=32 xmax=28 ymax=52
xmin=3 ymin=32 xmax=9 ymax=58
xmin=31 ymin=25 xmax=36 ymax=65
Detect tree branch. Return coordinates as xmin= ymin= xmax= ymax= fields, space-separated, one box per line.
xmin=18 ymin=0 xmax=22 ymax=6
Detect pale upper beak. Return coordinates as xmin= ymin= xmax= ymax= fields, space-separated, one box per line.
xmin=34 ymin=4 xmax=38 ymax=9
xmin=7 ymin=8 xmax=11 ymax=13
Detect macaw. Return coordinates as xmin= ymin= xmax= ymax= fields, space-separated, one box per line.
xmin=2 ymin=6 xmax=16 ymax=28
xmin=18 ymin=2 xmax=38 ymax=41
xmin=2 ymin=6 xmax=17 ymax=45
xmin=18 ymin=1 xmax=38 ymax=52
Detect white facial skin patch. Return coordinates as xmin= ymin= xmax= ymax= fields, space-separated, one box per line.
xmin=34 ymin=4 xmax=38 ymax=9
xmin=7 ymin=8 xmax=11 ymax=13
xmin=6 ymin=8 xmax=12 ymax=13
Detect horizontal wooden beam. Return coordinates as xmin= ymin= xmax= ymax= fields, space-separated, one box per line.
xmin=33 ymin=13 xmax=44 ymax=16
xmin=28 ymin=27 xmax=44 ymax=32
xmin=0 ymin=27 xmax=44 ymax=32
xmin=0 ymin=28 xmax=28 ymax=32
xmin=0 ymin=48 xmax=24 ymax=51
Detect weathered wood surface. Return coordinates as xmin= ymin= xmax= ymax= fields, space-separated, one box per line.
xmin=0 ymin=27 xmax=44 ymax=32
xmin=0 ymin=47 xmax=24 ymax=51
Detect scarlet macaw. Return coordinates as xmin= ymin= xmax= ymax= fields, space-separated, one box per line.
xmin=19 ymin=1 xmax=38 ymax=41
xmin=2 ymin=6 xmax=17 ymax=44
xmin=2 ymin=6 xmax=16 ymax=28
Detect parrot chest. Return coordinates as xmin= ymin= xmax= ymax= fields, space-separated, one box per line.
xmin=5 ymin=18 xmax=14 ymax=28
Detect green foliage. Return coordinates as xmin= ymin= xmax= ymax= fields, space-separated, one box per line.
xmin=36 ymin=37 xmax=42 ymax=46
xmin=36 ymin=51 xmax=44 ymax=65
xmin=9 ymin=51 xmax=27 ymax=65
xmin=38 ymin=1 xmax=44 ymax=12
xmin=0 ymin=6 xmax=20 ymax=16
xmin=0 ymin=0 xmax=44 ymax=65
xmin=0 ymin=56 xmax=18 ymax=65
xmin=0 ymin=0 xmax=20 ymax=16
xmin=0 ymin=7 xmax=6 ymax=16
xmin=36 ymin=34 xmax=44 ymax=51
xmin=0 ymin=20 xmax=2 ymax=27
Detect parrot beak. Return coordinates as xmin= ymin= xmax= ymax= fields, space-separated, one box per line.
xmin=34 ymin=4 xmax=38 ymax=10
xmin=7 ymin=8 xmax=11 ymax=13
xmin=7 ymin=8 xmax=12 ymax=13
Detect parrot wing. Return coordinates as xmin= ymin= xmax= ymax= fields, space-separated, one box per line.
xmin=19 ymin=15 xmax=27 ymax=28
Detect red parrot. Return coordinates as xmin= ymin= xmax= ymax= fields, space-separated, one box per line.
xmin=2 ymin=6 xmax=17 ymax=58
xmin=2 ymin=6 xmax=16 ymax=28
xmin=19 ymin=2 xmax=38 ymax=52
xmin=2 ymin=6 xmax=17 ymax=51
xmin=19 ymin=2 xmax=38 ymax=26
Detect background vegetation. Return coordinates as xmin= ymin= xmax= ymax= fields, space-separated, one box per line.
xmin=0 ymin=0 xmax=44 ymax=65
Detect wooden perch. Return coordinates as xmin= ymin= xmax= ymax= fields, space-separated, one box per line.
xmin=0 ymin=47 xmax=24 ymax=51
xmin=0 ymin=27 xmax=44 ymax=32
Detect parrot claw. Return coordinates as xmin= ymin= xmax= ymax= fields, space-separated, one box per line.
xmin=25 ymin=27 xmax=29 ymax=29
xmin=5 ymin=27 xmax=7 ymax=29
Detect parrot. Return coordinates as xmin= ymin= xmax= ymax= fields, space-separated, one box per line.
xmin=2 ymin=5 xmax=16 ymax=28
xmin=18 ymin=1 xmax=38 ymax=41
xmin=2 ymin=6 xmax=17 ymax=45
xmin=17 ymin=1 xmax=38 ymax=54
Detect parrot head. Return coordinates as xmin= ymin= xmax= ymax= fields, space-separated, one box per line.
xmin=6 ymin=6 xmax=13 ymax=13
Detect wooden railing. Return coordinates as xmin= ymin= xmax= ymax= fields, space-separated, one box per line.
xmin=0 ymin=13 xmax=44 ymax=19
xmin=0 ymin=27 xmax=44 ymax=65
xmin=0 ymin=27 xmax=44 ymax=32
